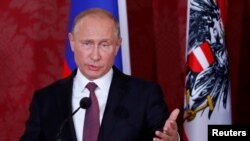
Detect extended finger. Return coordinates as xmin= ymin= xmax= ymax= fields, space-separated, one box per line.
xmin=154 ymin=130 xmax=168 ymax=141
xmin=169 ymin=108 xmax=180 ymax=121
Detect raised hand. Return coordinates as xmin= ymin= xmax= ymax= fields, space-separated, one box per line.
xmin=153 ymin=108 xmax=180 ymax=141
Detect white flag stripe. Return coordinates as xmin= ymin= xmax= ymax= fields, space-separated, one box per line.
xmin=193 ymin=47 xmax=209 ymax=70
xmin=118 ymin=0 xmax=131 ymax=75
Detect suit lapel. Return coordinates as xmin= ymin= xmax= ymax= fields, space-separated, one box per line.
xmin=98 ymin=67 xmax=128 ymax=141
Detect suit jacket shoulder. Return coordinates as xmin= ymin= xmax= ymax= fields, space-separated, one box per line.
xmin=20 ymin=70 xmax=77 ymax=141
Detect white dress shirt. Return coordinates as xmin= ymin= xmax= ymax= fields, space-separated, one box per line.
xmin=72 ymin=68 xmax=113 ymax=141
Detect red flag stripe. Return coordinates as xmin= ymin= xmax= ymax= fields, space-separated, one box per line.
xmin=188 ymin=51 xmax=204 ymax=73
xmin=188 ymin=42 xmax=214 ymax=73
xmin=63 ymin=60 xmax=71 ymax=77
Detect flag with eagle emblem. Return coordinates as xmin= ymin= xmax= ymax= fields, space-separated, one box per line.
xmin=183 ymin=0 xmax=232 ymax=141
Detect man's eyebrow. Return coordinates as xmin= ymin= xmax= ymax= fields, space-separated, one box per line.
xmin=80 ymin=39 xmax=94 ymax=42
xmin=100 ymin=39 xmax=113 ymax=42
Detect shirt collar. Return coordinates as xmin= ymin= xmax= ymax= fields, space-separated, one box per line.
xmin=75 ymin=68 xmax=113 ymax=92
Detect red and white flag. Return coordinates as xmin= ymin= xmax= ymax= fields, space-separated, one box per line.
xmin=183 ymin=0 xmax=232 ymax=141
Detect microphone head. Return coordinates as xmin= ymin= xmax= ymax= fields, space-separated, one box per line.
xmin=80 ymin=97 xmax=91 ymax=109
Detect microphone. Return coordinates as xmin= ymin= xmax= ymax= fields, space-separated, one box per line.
xmin=56 ymin=97 xmax=91 ymax=141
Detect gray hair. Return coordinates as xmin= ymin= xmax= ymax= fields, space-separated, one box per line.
xmin=71 ymin=8 xmax=120 ymax=39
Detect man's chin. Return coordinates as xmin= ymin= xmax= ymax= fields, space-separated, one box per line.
xmin=86 ymin=72 xmax=102 ymax=80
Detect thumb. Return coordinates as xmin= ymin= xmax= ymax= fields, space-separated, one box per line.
xmin=169 ymin=108 xmax=180 ymax=121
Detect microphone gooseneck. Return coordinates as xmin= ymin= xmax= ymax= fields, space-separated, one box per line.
xmin=56 ymin=97 xmax=91 ymax=141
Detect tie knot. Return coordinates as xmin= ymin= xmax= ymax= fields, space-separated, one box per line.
xmin=86 ymin=82 xmax=97 ymax=92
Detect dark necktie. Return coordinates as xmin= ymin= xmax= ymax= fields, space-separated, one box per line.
xmin=82 ymin=82 xmax=100 ymax=141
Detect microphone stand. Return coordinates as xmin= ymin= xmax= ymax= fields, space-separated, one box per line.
xmin=56 ymin=97 xmax=91 ymax=141
xmin=56 ymin=107 xmax=81 ymax=141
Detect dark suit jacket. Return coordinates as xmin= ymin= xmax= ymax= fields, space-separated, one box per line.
xmin=20 ymin=66 xmax=169 ymax=141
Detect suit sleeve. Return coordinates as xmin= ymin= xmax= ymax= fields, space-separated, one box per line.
xmin=145 ymin=84 xmax=169 ymax=139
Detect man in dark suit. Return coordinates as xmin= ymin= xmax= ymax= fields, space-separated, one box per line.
xmin=20 ymin=8 xmax=180 ymax=141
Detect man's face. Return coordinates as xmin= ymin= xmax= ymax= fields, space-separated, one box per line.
xmin=69 ymin=16 xmax=121 ymax=80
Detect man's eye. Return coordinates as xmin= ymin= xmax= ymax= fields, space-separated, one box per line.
xmin=101 ymin=44 xmax=108 ymax=47
xmin=81 ymin=41 xmax=92 ymax=47
xmin=83 ymin=42 xmax=90 ymax=45
xmin=100 ymin=43 xmax=110 ymax=48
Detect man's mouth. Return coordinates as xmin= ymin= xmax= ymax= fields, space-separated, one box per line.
xmin=88 ymin=65 xmax=100 ymax=71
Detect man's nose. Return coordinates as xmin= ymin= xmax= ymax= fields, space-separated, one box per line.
xmin=90 ymin=45 xmax=101 ymax=61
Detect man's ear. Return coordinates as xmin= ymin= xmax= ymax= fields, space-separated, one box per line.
xmin=68 ymin=32 xmax=75 ymax=52
xmin=115 ymin=38 xmax=122 ymax=55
